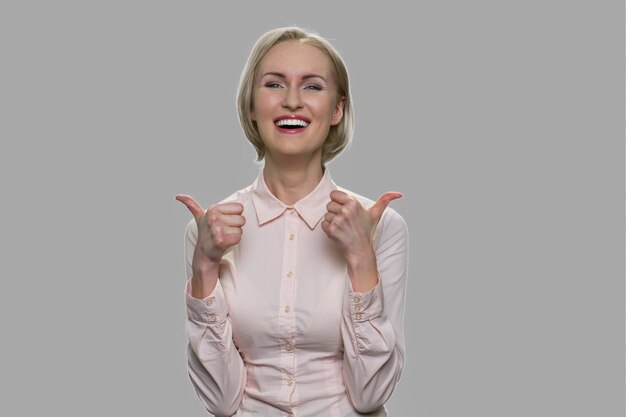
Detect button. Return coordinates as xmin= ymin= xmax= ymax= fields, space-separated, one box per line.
xmin=208 ymin=314 xmax=217 ymax=322
xmin=205 ymin=298 xmax=214 ymax=306
xmin=288 ymin=207 xmax=295 ymax=214
xmin=285 ymin=343 xmax=294 ymax=352
xmin=287 ymin=378 xmax=294 ymax=386
xmin=287 ymin=271 xmax=294 ymax=278
xmin=289 ymin=234 xmax=295 ymax=240
xmin=355 ymin=304 xmax=363 ymax=312
xmin=353 ymin=296 xmax=361 ymax=303
xmin=284 ymin=305 xmax=291 ymax=313
xmin=354 ymin=313 xmax=363 ymax=320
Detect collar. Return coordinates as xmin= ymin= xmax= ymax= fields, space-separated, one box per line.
xmin=250 ymin=167 xmax=337 ymax=229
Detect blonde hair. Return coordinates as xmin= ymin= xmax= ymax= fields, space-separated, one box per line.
xmin=236 ymin=26 xmax=354 ymax=165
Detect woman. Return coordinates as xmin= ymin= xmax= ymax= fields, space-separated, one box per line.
xmin=176 ymin=26 xmax=409 ymax=417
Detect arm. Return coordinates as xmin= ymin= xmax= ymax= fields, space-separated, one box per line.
xmin=184 ymin=219 xmax=247 ymax=417
xmin=340 ymin=208 xmax=408 ymax=413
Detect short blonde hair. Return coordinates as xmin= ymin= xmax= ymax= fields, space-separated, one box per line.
xmin=236 ymin=26 xmax=354 ymax=165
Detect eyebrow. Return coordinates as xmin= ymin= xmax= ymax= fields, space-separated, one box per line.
xmin=260 ymin=72 xmax=327 ymax=83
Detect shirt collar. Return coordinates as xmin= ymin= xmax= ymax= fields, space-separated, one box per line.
xmin=250 ymin=167 xmax=337 ymax=229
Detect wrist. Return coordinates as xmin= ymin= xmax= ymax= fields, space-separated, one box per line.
xmin=190 ymin=259 xmax=220 ymax=299
xmin=346 ymin=247 xmax=379 ymax=292
xmin=192 ymin=255 xmax=220 ymax=276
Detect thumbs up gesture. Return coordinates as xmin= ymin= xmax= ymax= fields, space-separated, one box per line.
xmin=175 ymin=194 xmax=246 ymax=264
xmin=321 ymin=190 xmax=403 ymax=265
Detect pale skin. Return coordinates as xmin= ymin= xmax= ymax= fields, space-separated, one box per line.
xmin=176 ymin=40 xmax=402 ymax=298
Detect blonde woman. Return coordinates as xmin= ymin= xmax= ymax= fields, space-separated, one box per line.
xmin=176 ymin=26 xmax=408 ymax=417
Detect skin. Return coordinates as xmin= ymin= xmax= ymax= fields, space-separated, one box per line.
xmin=176 ymin=39 xmax=402 ymax=297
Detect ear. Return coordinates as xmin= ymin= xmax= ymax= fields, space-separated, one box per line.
xmin=331 ymin=97 xmax=345 ymax=126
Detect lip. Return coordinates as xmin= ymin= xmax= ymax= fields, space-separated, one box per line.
xmin=275 ymin=125 xmax=307 ymax=134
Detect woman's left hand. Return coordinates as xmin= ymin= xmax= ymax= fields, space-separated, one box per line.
xmin=321 ymin=190 xmax=402 ymax=266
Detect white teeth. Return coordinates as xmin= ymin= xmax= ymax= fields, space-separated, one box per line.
xmin=276 ymin=119 xmax=310 ymax=127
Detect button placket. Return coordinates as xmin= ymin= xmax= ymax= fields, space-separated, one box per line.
xmin=278 ymin=209 xmax=299 ymax=405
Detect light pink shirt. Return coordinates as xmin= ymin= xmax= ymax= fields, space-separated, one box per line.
xmin=184 ymin=168 xmax=408 ymax=417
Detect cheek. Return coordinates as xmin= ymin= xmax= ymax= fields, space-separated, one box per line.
xmin=304 ymin=100 xmax=328 ymax=120
xmin=251 ymin=89 xmax=266 ymax=112
xmin=253 ymin=93 xmax=281 ymax=117
xmin=324 ymin=97 xmax=340 ymax=118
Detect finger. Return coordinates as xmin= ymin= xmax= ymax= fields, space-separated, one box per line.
xmin=320 ymin=219 xmax=331 ymax=235
xmin=222 ymin=225 xmax=243 ymax=235
xmin=215 ymin=202 xmax=245 ymax=215
xmin=324 ymin=212 xmax=335 ymax=223
xmin=329 ymin=189 xmax=351 ymax=204
xmin=175 ymin=194 xmax=205 ymax=219
xmin=222 ymin=233 xmax=243 ymax=247
xmin=213 ymin=214 xmax=246 ymax=227
xmin=211 ymin=224 xmax=242 ymax=248
xmin=326 ymin=201 xmax=343 ymax=214
xmin=214 ymin=229 xmax=243 ymax=248
xmin=369 ymin=191 xmax=403 ymax=224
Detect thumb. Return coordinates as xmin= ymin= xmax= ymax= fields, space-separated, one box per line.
xmin=175 ymin=194 xmax=205 ymax=220
xmin=368 ymin=191 xmax=403 ymax=225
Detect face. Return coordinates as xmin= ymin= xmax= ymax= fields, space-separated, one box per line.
xmin=251 ymin=40 xmax=344 ymax=162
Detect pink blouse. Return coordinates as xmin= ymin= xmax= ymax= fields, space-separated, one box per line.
xmin=183 ymin=168 xmax=408 ymax=417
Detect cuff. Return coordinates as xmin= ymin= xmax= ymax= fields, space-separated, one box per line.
xmin=347 ymin=278 xmax=384 ymax=323
xmin=185 ymin=278 xmax=228 ymax=325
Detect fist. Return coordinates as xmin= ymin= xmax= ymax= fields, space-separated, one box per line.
xmin=175 ymin=194 xmax=246 ymax=263
xmin=321 ymin=190 xmax=402 ymax=259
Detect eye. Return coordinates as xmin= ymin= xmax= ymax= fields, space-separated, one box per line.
xmin=304 ymin=84 xmax=323 ymax=91
xmin=264 ymin=82 xmax=282 ymax=89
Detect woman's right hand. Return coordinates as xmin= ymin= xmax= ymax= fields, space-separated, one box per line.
xmin=175 ymin=194 xmax=246 ymax=267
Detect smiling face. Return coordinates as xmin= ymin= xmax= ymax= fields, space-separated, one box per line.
xmin=251 ymin=40 xmax=345 ymax=164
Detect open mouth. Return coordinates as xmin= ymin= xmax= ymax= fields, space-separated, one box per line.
xmin=274 ymin=117 xmax=310 ymax=133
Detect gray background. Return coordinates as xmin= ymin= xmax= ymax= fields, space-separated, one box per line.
xmin=1 ymin=1 xmax=622 ymax=416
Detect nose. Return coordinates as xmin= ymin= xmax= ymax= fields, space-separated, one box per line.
xmin=282 ymin=86 xmax=303 ymax=111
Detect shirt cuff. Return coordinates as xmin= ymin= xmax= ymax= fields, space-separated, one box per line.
xmin=185 ymin=278 xmax=228 ymax=325
xmin=347 ymin=278 xmax=384 ymax=322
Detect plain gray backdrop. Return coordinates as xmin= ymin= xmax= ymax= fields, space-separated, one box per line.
xmin=1 ymin=1 xmax=622 ymax=416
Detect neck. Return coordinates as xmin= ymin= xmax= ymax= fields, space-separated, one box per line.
xmin=262 ymin=154 xmax=325 ymax=206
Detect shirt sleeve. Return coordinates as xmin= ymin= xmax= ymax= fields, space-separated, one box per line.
xmin=340 ymin=207 xmax=409 ymax=413
xmin=183 ymin=219 xmax=246 ymax=417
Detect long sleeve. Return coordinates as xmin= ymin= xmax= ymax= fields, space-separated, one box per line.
xmin=340 ymin=207 xmax=408 ymax=413
xmin=181 ymin=171 xmax=409 ymax=416
xmin=183 ymin=219 xmax=247 ymax=417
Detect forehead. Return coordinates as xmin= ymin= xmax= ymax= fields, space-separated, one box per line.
xmin=257 ymin=40 xmax=334 ymax=79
